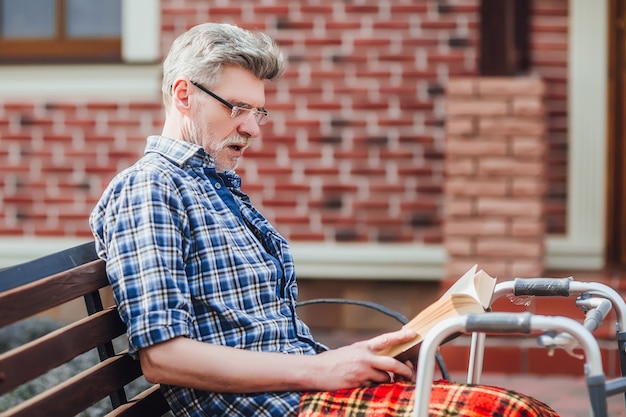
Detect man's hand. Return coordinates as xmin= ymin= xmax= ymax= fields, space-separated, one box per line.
xmin=306 ymin=328 xmax=417 ymax=391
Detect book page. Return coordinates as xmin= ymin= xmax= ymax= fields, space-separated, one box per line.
xmin=378 ymin=294 xmax=485 ymax=357
xmin=441 ymin=265 xmax=495 ymax=308
xmin=377 ymin=266 xmax=496 ymax=358
xmin=471 ymin=270 xmax=497 ymax=308
xmin=441 ymin=264 xmax=477 ymax=298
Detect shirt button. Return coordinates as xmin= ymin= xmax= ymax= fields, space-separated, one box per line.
xmin=215 ymin=182 xmax=221 ymax=189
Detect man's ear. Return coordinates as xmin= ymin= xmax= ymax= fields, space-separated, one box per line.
xmin=171 ymin=78 xmax=191 ymax=115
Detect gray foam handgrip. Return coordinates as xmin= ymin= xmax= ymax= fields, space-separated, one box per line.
xmin=513 ymin=277 xmax=571 ymax=297
xmin=465 ymin=312 xmax=533 ymax=334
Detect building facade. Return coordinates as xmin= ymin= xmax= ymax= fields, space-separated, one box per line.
xmin=0 ymin=0 xmax=613 ymax=307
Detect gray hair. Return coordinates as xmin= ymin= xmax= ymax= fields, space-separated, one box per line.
xmin=161 ymin=22 xmax=286 ymax=107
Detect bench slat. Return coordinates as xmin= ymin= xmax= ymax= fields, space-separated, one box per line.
xmin=0 ymin=307 xmax=126 ymax=395
xmin=0 ymin=242 xmax=172 ymax=416
xmin=105 ymin=384 xmax=171 ymax=417
xmin=0 ymin=241 xmax=98 ymax=292
xmin=2 ymin=353 xmax=143 ymax=417
xmin=0 ymin=259 xmax=108 ymax=327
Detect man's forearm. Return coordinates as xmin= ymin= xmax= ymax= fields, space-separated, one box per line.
xmin=139 ymin=336 xmax=317 ymax=393
xmin=139 ymin=330 xmax=416 ymax=393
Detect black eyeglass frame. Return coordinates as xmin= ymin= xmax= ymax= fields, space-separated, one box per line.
xmin=190 ymin=80 xmax=270 ymax=125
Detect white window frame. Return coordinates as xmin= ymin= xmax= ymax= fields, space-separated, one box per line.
xmin=545 ymin=0 xmax=608 ymax=270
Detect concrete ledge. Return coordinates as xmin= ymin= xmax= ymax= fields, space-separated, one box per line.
xmin=0 ymin=64 xmax=161 ymax=100
xmin=545 ymin=236 xmax=605 ymax=270
xmin=0 ymin=238 xmax=446 ymax=281
xmin=0 ymin=237 xmax=603 ymax=279
xmin=0 ymin=238 xmax=90 ymax=268
xmin=290 ymin=243 xmax=446 ymax=281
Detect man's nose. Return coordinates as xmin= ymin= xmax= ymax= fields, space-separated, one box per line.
xmin=238 ymin=114 xmax=261 ymax=138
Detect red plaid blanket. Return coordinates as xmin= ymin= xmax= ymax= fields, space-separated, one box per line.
xmin=298 ymin=380 xmax=560 ymax=417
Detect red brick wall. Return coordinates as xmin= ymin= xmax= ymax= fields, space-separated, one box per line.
xmin=444 ymin=77 xmax=547 ymax=281
xmin=0 ymin=0 xmax=568 ymax=250
xmin=0 ymin=101 xmax=162 ymax=237
xmin=530 ymin=0 xmax=568 ymax=234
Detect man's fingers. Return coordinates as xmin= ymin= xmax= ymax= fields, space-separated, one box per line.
xmin=365 ymin=369 xmax=396 ymax=385
xmin=368 ymin=328 xmax=417 ymax=352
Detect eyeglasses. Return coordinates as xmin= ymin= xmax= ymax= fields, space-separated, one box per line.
xmin=190 ymin=80 xmax=270 ymax=125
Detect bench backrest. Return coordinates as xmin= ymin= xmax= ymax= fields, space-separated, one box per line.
xmin=0 ymin=242 xmax=170 ymax=417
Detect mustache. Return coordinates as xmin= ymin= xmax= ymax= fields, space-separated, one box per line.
xmin=221 ymin=135 xmax=252 ymax=150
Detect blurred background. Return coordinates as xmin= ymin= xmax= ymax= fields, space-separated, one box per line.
xmin=0 ymin=0 xmax=624 ymax=378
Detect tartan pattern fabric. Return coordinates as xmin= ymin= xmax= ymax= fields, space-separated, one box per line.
xmin=298 ymin=380 xmax=561 ymax=417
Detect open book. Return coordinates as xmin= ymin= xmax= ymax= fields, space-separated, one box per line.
xmin=378 ymin=265 xmax=496 ymax=358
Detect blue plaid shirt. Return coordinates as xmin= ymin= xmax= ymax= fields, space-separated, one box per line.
xmin=90 ymin=135 xmax=325 ymax=417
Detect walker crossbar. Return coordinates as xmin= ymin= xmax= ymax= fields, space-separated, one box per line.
xmin=413 ymin=313 xmax=606 ymax=417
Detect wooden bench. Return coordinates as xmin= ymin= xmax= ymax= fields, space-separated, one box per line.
xmin=0 ymin=241 xmax=171 ymax=417
xmin=0 ymin=241 xmax=446 ymax=416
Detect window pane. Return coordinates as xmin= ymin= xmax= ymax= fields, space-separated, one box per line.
xmin=1 ymin=0 xmax=55 ymax=38
xmin=66 ymin=0 xmax=120 ymax=38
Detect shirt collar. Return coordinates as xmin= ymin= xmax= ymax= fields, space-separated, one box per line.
xmin=145 ymin=135 xmax=208 ymax=167
xmin=145 ymin=135 xmax=242 ymax=189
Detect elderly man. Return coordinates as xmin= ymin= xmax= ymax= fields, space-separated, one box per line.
xmin=90 ymin=22 xmax=416 ymax=417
